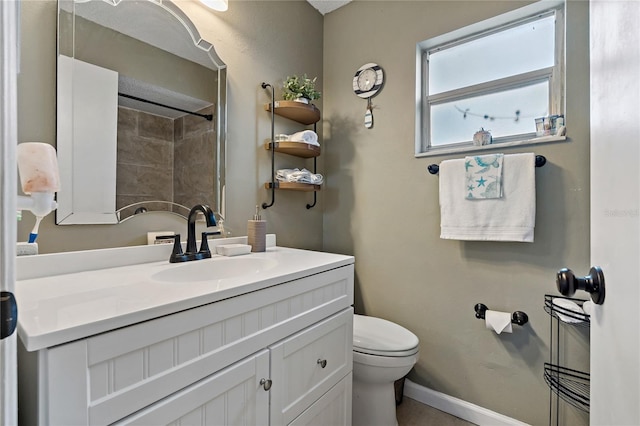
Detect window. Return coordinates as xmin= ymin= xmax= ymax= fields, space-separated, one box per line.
xmin=416 ymin=2 xmax=565 ymax=155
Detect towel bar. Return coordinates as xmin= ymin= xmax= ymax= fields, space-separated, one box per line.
xmin=474 ymin=303 xmax=529 ymax=326
xmin=427 ymin=155 xmax=546 ymax=175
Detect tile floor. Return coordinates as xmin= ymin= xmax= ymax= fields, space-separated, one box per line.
xmin=396 ymin=397 xmax=476 ymax=426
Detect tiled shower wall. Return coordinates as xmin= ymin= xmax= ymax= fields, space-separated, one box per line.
xmin=116 ymin=105 xmax=217 ymax=219
xmin=173 ymin=105 xmax=217 ymax=209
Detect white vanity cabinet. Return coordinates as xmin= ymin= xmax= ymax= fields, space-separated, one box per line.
xmin=18 ymin=261 xmax=354 ymax=426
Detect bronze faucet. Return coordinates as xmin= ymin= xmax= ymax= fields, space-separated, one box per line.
xmin=159 ymin=204 xmax=218 ymax=263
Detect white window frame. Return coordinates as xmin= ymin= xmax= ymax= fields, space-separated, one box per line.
xmin=415 ymin=1 xmax=565 ymax=157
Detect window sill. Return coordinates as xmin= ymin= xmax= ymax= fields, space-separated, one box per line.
xmin=415 ymin=135 xmax=567 ymax=158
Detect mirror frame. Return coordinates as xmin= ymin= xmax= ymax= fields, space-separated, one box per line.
xmin=55 ymin=0 xmax=226 ymax=225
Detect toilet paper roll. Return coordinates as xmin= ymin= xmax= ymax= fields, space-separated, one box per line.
xmin=485 ymin=310 xmax=513 ymax=334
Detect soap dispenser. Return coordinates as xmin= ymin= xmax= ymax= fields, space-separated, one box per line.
xmin=247 ymin=205 xmax=266 ymax=252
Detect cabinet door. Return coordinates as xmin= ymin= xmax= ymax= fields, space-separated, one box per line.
xmin=270 ymin=309 xmax=353 ymax=425
xmin=289 ymin=373 xmax=352 ymax=426
xmin=115 ymin=350 xmax=270 ymax=426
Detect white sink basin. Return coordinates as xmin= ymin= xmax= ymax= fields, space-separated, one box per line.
xmin=151 ymin=256 xmax=278 ymax=283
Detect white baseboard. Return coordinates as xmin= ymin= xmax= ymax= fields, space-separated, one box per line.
xmin=403 ymin=379 xmax=530 ymax=426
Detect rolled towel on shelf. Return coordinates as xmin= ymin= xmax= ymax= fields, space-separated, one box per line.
xmin=276 ymin=168 xmax=323 ymax=185
xmin=288 ymin=130 xmax=319 ymax=146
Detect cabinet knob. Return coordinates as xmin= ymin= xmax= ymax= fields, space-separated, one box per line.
xmin=317 ymin=358 xmax=327 ymax=369
xmin=259 ymin=378 xmax=272 ymax=391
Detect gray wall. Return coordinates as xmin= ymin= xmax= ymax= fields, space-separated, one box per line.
xmin=17 ymin=0 xmax=324 ymax=253
xmin=322 ymin=1 xmax=590 ymax=424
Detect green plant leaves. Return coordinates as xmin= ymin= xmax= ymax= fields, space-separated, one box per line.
xmin=282 ymin=74 xmax=321 ymax=101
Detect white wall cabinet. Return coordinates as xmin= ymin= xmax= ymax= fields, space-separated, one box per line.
xmin=19 ymin=264 xmax=354 ymax=425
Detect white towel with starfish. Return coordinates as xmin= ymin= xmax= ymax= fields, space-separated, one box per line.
xmin=439 ymin=152 xmax=536 ymax=242
xmin=465 ymin=154 xmax=503 ymax=199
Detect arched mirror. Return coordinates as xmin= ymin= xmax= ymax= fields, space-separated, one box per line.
xmin=56 ymin=0 xmax=226 ymax=224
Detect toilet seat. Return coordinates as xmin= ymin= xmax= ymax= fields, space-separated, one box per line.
xmin=353 ymin=345 xmax=419 ymax=357
xmin=353 ymin=315 xmax=419 ymax=357
xmin=353 ymin=348 xmax=419 ymax=368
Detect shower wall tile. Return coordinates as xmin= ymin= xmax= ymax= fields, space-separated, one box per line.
xmin=135 ymin=165 xmax=173 ymax=197
xmin=116 ymin=105 xmax=218 ymax=214
xmin=116 ymin=163 xmax=139 ymax=196
xmin=118 ymin=107 xmax=137 ymax=135
xmin=174 ymin=107 xmax=217 ymax=209
xmin=116 ymin=164 xmax=172 ymax=205
xmin=182 ymin=105 xmax=216 ymax=139
xmin=118 ymin=135 xmax=173 ymax=168
xmin=138 ymin=111 xmax=174 ymax=141
xmin=174 ymin=115 xmax=184 ymax=141
xmin=117 ymin=108 xmax=174 ymax=210
xmin=174 ymin=135 xmax=214 ymax=168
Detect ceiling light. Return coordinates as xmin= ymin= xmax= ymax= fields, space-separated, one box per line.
xmin=199 ymin=0 xmax=228 ymax=12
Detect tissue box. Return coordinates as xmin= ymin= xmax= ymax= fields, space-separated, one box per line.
xmin=216 ymin=244 xmax=252 ymax=256
xmin=147 ymin=231 xmax=175 ymax=245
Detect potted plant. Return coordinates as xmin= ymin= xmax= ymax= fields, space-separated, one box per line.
xmin=282 ymin=74 xmax=321 ymax=103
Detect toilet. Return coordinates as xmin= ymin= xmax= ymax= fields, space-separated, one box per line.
xmin=352 ymin=314 xmax=419 ymax=426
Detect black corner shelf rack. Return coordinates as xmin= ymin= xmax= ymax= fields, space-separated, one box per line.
xmin=544 ymin=294 xmax=591 ymax=328
xmin=544 ymin=294 xmax=590 ymax=424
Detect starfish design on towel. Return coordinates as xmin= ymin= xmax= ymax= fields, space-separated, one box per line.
xmin=480 ymin=176 xmax=501 ymax=198
xmin=476 ymin=176 xmax=487 ymax=187
xmin=474 ymin=155 xmax=501 ymax=174
xmin=468 ymin=185 xmax=475 ymax=191
xmin=465 ymin=160 xmax=474 ymax=171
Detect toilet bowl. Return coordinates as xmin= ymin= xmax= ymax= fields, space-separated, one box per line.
xmin=352 ymin=314 xmax=419 ymax=426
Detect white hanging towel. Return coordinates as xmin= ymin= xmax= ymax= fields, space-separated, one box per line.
xmin=439 ymin=152 xmax=536 ymax=242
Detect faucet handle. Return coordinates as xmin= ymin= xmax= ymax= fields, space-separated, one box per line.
xmin=157 ymin=234 xmax=188 ymax=263
xmin=199 ymin=231 xmax=222 ymax=258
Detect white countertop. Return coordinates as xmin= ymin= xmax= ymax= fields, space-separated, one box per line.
xmin=16 ymin=240 xmax=354 ymax=352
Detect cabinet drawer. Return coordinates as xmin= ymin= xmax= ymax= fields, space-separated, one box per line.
xmin=270 ymin=308 xmax=353 ymax=425
xmin=289 ymin=373 xmax=352 ymax=426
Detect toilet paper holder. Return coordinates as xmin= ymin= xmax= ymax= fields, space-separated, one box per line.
xmin=474 ymin=303 xmax=529 ymax=326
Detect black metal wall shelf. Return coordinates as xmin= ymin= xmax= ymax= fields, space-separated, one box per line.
xmin=261 ymin=82 xmax=321 ymax=210
xmin=544 ymin=294 xmax=590 ymax=424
